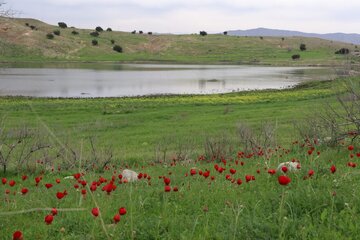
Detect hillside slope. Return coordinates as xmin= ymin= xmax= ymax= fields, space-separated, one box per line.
xmin=228 ymin=27 xmax=360 ymax=45
xmin=0 ymin=17 xmax=359 ymax=65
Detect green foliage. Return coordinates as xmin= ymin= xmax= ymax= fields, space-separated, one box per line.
xmin=95 ymin=26 xmax=103 ymax=32
xmin=53 ymin=30 xmax=60 ymax=36
xmin=113 ymin=45 xmax=122 ymax=53
xmin=71 ymin=30 xmax=79 ymax=35
xmin=46 ymin=33 xmax=54 ymax=39
xmin=110 ymin=39 xmax=115 ymax=44
xmin=300 ymin=43 xmax=307 ymax=51
xmin=92 ymin=39 xmax=98 ymax=46
xmin=89 ymin=31 xmax=99 ymax=37
xmin=58 ymin=22 xmax=67 ymax=28
xmin=106 ymin=27 xmax=112 ymax=32
xmin=199 ymin=31 xmax=207 ymax=36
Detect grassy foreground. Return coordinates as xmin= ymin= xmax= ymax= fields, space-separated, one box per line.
xmin=1 ymin=76 xmax=360 ymax=239
xmin=0 ymin=17 xmax=359 ymax=65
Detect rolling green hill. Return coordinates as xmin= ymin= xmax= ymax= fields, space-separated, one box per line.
xmin=0 ymin=17 xmax=359 ymax=65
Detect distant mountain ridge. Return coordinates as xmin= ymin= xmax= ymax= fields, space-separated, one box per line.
xmin=227 ymin=28 xmax=360 ymax=45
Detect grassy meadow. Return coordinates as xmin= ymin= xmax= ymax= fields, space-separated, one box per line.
xmin=1 ymin=75 xmax=360 ymax=239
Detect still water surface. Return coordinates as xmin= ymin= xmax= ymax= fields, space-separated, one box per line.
xmin=0 ymin=63 xmax=337 ymax=97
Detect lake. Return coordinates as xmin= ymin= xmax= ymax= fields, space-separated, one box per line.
xmin=0 ymin=63 xmax=338 ymax=98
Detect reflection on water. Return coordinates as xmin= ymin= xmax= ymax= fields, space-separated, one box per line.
xmin=0 ymin=63 xmax=339 ymax=98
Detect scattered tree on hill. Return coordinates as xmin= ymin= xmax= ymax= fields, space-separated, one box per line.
xmin=223 ymin=31 xmax=228 ymax=35
xmin=90 ymin=31 xmax=99 ymax=37
xmin=46 ymin=33 xmax=54 ymax=39
xmin=106 ymin=28 xmax=112 ymax=32
xmin=58 ymin=22 xmax=67 ymax=28
xmin=92 ymin=39 xmax=98 ymax=46
xmin=131 ymin=30 xmax=136 ymax=34
xmin=71 ymin=30 xmax=79 ymax=35
xmin=139 ymin=31 xmax=143 ymax=34
xmin=113 ymin=45 xmax=123 ymax=53
xmin=30 ymin=25 xmax=37 ymax=30
xmin=53 ymin=30 xmax=60 ymax=36
xmin=292 ymin=54 xmax=300 ymax=60
xmin=260 ymin=36 xmax=263 ymax=40
xmin=300 ymin=43 xmax=306 ymax=51
xmin=335 ymin=48 xmax=350 ymax=54
xmin=200 ymin=31 xmax=207 ymax=36
xmin=110 ymin=39 xmax=115 ymax=44
xmin=95 ymin=26 xmax=103 ymax=32
xmin=25 ymin=23 xmax=29 ymax=27
xmin=281 ymin=37 xmax=285 ymax=41
xmin=148 ymin=32 xmax=152 ymax=35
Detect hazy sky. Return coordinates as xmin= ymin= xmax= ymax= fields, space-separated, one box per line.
xmin=7 ymin=0 xmax=360 ymax=34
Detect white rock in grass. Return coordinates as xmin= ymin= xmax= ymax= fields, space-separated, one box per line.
xmin=122 ymin=169 xmax=138 ymax=182
xmin=277 ymin=161 xmax=300 ymax=172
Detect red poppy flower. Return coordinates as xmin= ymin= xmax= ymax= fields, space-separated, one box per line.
xmin=2 ymin=178 xmax=7 ymax=185
xmin=21 ymin=188 xmax=28 ymax=195
xmin=55 ymin=178 xmax=61 ymax=184
xmin=348 ymin=145 xmax=354 ymax=151
xmin=245 ymin=175 xmax=252 ymax=182
xmin=308 ymin=169 xmax=314 ymax=177
xmin=164 ymin=186 xmax=171 ymax=192
xmin=44 ymin=214 xmax=54 ymax=225
xmin=22 ymin=175 xmax=28 ymax=181
xmin=278 ymin=175 xmax=291 ymax=185
xmin=230 ymin=168 xmax=236 ymax=174
xmin=138 ymin=173 xmax=143 ymax=179
xmin=190 ymin=169 xmax=197 ymax=176
xmin=119 ymin=207 xmax=127 ymax=215
xmin=81 ymin=189 xmax=87 ymax=195
xmin=281 ymin=166 xmax=288 ymax=173
xmin=9 ymin=180 xmax=16 ymax=187
xmin=163 ymin=177 xmax=171 ymax=186
xmin=73 ymin=173 xmax=81 ymax=180
xmin=51 ymin=208 xmax=58 ymax=216
xmin=113 ymin=214 xmax=120 ymax=223
xmin=45 ymin=183 xmax=53 ymax=189
xmin=13 ymin=231 xmax=23 ymax=240
xmin=203 ymin=171 xmax=210 ymax=178
xmin=92 ymin=207 xmax=99 ymax=217
xmin=173 ymin=186 xmax=179 ymax=192
xmin=267 ymin=169 xmax=276 ymax=175
xmin=56 ymin=191 xmax=66 ymax=200
xmin=237 ymin=178 xmax=242 ymax=185
xmin=330 ymin=165 xmax=336 ymax=173
xmin=90 ymin=184 xmax=97 ymax=192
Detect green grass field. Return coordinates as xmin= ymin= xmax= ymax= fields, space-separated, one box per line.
xmin=0 ymin=17 xmax=359 ymax=65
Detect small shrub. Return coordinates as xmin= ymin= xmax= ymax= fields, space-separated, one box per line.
xmin=46 ymin=33 xmax=54 ymax=39
xmin=113 ymin=45 xmax=122 ymax=53
xmin=71 ymin=30 xmax=79 ymax=35
xmin=131 ymin=30 xmax=136 ymax=34
xmin=200 ymin=31 xmax=207 ymax=36
xmin=58 ymin=22 xmax=67 ymax=28
xmin=30 ymin=25 xmax=36 ymax=30
xmin=106 ymin=28 xmax=112 ymax=32
xmin=223 ymin=31 xmax=228 ymax=35
xmin=95 ymin=26 xmax=103 ymax=32
xmin=148 ymin=32 xmax=152 ymax=35
xmin=292 ymin=54 xmax=300 ymax=60
xmin=53 ymin=30 xmax=60 ymax=36
xmin=300 ymin=43 xmax=306 ymax=51
xmin=92 ymin=39 xmax=98 ymax=46
xmin=260 ymin=36 xmax=263 ymax=40
xmin=110 ymin=39 xmax=115 ymax=44
xmin=281 ymin=37 xmax=285 ymax=41
xmin=90 ymin=31 xmax=99 ymax=37
xmin=335 ymin=48 xmax=350 ymax=54
xmin=25 ymin=23 xmax=29 ymax=27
